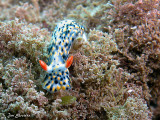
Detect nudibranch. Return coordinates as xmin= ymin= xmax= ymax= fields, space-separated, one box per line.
xmin=39 ymin=20 xmax=86 ymax=93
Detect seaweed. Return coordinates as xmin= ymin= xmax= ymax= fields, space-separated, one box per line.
xmin=0 ymin=0 xmax=156 ymax=119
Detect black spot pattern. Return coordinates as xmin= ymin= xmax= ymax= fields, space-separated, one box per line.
xmin=42 ymin=20 xmax=85 ymax=93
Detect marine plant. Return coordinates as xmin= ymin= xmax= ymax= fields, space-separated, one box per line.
xmin=0 ymin=0 xmax=157 ymax=119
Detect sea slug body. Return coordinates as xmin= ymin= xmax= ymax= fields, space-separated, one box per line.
xmin=39 ymin=20 xmax=86 ymax=93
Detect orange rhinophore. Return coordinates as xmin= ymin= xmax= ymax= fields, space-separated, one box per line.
xmin=39 ymin=60 xmax=48 ymax=71
xmin=65 ymin=56 xmax=73 ymax=68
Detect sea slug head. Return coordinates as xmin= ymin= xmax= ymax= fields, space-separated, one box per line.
xmin=39 ymin=56 xmax=73 ymax=92
xmin=39 ymin=55 xmax=73 ymax=72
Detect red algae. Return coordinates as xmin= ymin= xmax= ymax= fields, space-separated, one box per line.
xmin=0 ymin=0 xmax=158 ymax=119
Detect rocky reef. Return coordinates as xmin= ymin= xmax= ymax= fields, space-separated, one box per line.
xmin=0 ymin=0 xmax=159 ymax=120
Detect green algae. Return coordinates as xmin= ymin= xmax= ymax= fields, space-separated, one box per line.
xmin=61 ymin=96 xmax=77 ymax=105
